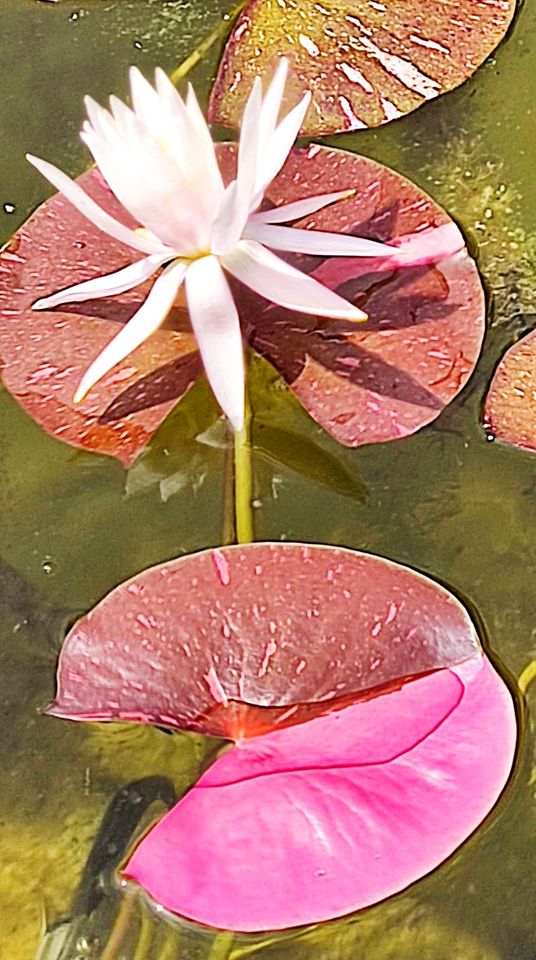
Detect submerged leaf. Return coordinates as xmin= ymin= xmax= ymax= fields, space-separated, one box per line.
xmin=253 ymin=423 xmax=368 ymax=500
xmin=209 ymin=0 xmax=517 ymax=135
xmin=483 ymin=329 xmax=536 ymax=452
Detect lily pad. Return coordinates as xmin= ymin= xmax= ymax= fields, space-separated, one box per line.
xmin=47 ymin=543 xmax=516 ymax=931
xmin=0 ymin=145 xmax=484 ymax=462
xmin=0 ymin=172 xmax=200 ymax=467
xmin=47 ymin=543 xmax=482 ymax=737
xmin=483 ymin=329 xmax=536 ymax=452
xmin=125 ymin=657 xmax=514 ymax=931
xmin=209 ymin=0 xmax=517 ymax=136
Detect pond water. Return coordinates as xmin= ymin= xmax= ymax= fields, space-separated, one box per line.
xmin=0 ymin=0 xmax=535 ymax=957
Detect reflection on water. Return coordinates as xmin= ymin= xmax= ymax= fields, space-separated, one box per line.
xmin=0 ymin=0 xmax=535 ymax=957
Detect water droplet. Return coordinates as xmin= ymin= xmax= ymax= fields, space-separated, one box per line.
xmin=133 ymin=39 xmax=143 ymax=49
xmin=3 ymin=203 xmax=16 ymax=215
xmin=74 ymin=239 xmax=86 ymax=248
xmin=41 ymin=558 xmax=55 ymax=575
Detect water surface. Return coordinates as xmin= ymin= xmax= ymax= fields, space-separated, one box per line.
xmin=0 ymin=1 xmax=534 ymax=957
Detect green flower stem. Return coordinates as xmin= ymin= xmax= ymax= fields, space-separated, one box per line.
xmin=233 ymin=378 xmax=254 ymax=544
xmin=170 ymin=0 xmax=248 ymax=84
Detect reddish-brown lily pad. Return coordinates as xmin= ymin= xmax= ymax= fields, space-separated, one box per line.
xmin=483 ymin=330 xmax=536 ymax=452
xmin=48 ymin=543 xmax=482 ymax=738
xmin=46 ymin=543 xmax=516 ymax=931
xmin=0 ymin=171 xmax=200 ymax=467
xmin=0 ymin=145 xmax=484 ymax=463
xmin=209 ymin=0 xmax=517 ymax=135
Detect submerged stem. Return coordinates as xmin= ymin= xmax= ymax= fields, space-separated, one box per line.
xmin=170 ymin=0 xmax=248 ymax=84
xmin=206 ymin=931 xmax=235 ymax=960
xmin=100 ymin=889 xmax=137 ymax=960
xmin=233 ymin=376 xmax=254 ymax=544
xmin=132 ymin=908 xmax=154 ymax=960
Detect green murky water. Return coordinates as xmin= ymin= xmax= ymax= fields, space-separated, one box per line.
xmin=0 ymin=0 xmax=535 ymax=957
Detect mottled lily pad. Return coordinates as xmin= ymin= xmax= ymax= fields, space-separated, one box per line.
xmin=209 ymin=0 xmax=517 ymax=135
xmin=0 ymin=145 xmax=484 ymax=463
xmin=47 ymin=543 xmax=516 ymax=931
xmin=484 ymin=329 xmax=536 ymax=452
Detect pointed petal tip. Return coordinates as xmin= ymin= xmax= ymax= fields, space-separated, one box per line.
xmin=41 ymin=701 xmax=60 ymax=718
xmin=73 ymin=381 xmax=90 ymax=404
xmin=228 ymin=410 xmax=245 ymax=433
xmin=32 ymin=297 xmax=49 ymax=311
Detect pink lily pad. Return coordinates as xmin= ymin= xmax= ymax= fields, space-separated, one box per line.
xmin=47 ymin=543 xmax=515 ymax=931
xmin=47 ymin=543 xmax=482 ymax=738
xmin=483 ymin=329 xmax=536 ymax=452
xmin=125 ymin=657 xmax=515 ymax=931
xmin=0 ymin=145 xmax=484 ymax=462
xmin=209 ymin=0 xmax=517 ymax=136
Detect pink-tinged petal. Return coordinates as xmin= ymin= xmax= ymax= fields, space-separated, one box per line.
xmin=249 ymin=189 xmax=355 ymax=224
xmin=26 ymin=154 xmax=169 ymax=256
xmin=311 ymin=222 xmax=466 ymax=290
xmin=244 ymin=220 xmax=399 ymax=257
xmin=0 ymin=168 xmax=199 ymax=465
xmin=32 ymin=253 xmax=168 ymax=311
xmin=184 ymin=256 xmax=244 ymax=431
xmin=223 ymin=240 xmax=367 ymax=321
xmin=209 ymin=0 xmax=517 ymax=136
xmin=74 ymin=260 xmax=187 ymax=402
xmin=483 ymin=329 xmax=536 ymax=452
xmin=47 ymin=544 xmax=482 ymax=738
xmin=124 ymin=656 xmax=515 ymax=931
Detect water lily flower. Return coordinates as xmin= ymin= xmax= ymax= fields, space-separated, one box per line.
xmin=27 ymin=59 xmax=400 ymax=432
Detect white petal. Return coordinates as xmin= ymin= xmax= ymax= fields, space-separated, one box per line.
xmin=132 ymin=69 xmax=223 ymax=222
xmin=73 ymin=259 xmax=187 ymax=403
xmin=81 ymin=122 xmax=201 ymax=254
xmin=253 ymin=92 xmax=311 ymax=202
xmin=222 ymin=240 xmax=367 ymax=321
xmin=185 ymin=82 xmax=217 ymax=150
xmin=244 ymin=221 xmax=399 ymax=257
xmin=184 ymin=256 xmax=244 ymax=431
xmin=256 ymin=58 xmax=288 ymax=154
xmin=212 ymin=78 xmax=264 ymax=254
xmin=249 ymin=190 xmax=355 ymax=224
xmin=33 ymin=254 xmax=168 ymax=311
xmin=26 ymin=154 xmax=170 ymax=256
